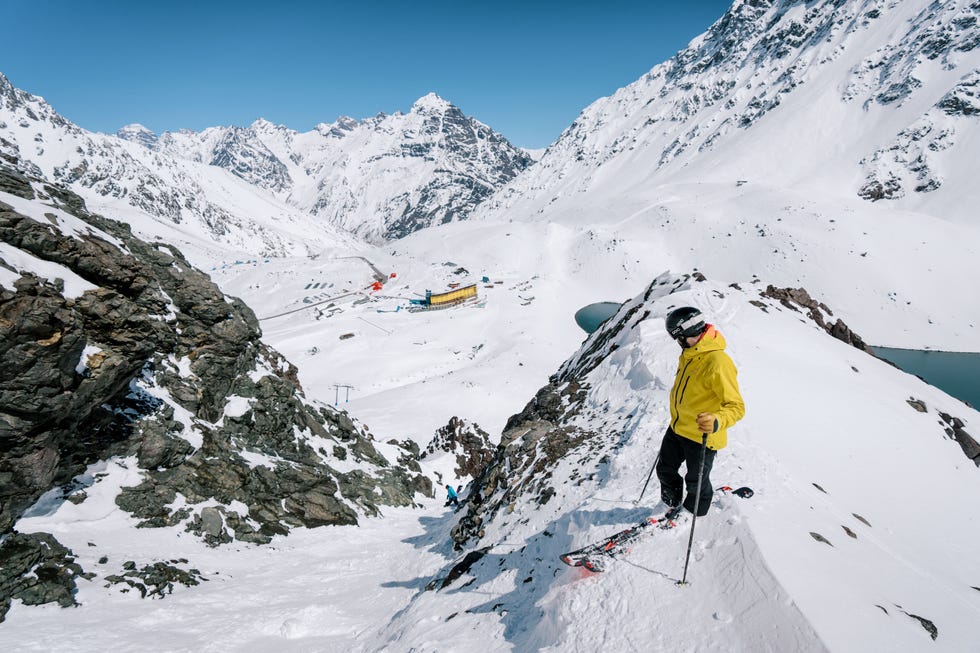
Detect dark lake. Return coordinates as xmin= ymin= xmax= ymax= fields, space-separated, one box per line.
xmin=575 ymin=302 xmax=622 ymax=334
xmin=873 ymin=347 xmax=979 ymax=409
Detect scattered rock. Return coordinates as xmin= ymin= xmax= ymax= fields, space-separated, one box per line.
xmin=809 ymin=532 xmax=833 ymax=546
xmin=906 ymin=398 xmax=927 ymax=413
xmin=427 ymin=547 xmax=491 ymax=591
xmin=903 ymin=611 xmax=938 ymax=640
xmin=853 ymin=513 xmax=872 ymax=527
xmin=104 ymin=561 xmax=206 ymax=599
xmin=938 ymin=412 xmax=980 ymax=466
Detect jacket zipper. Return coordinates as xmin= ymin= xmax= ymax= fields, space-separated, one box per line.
xmin=671 ymin=358 xmax=694 ymax=431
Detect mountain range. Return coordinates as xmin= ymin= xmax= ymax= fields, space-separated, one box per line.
xmin=1 ymin=75 xmax=532 ymax=259
xmin=1 ymin=0 xmax=979 ymax=650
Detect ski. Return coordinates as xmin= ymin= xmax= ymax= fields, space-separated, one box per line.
xmin=559 ymin=486 xmax=753 ymax=572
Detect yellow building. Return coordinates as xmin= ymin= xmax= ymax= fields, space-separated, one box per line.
xmin=429 ymin=284 xmax=477 ymax=306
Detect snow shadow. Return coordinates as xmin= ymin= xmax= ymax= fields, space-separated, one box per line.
xmin=400 ymin=506 xmax=468 ymax=559
xmin=391 ymin=504 xmax=669 ymax=650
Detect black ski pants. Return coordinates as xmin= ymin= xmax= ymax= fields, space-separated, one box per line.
xmin=655 ymin=427 xmax=716 ymax=516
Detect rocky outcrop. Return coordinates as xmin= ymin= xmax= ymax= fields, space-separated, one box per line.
xmin=422 ymin=416 xmax=495 ymax=480
xmin=0 ymin=160 xmax=431 ymax=615
xmin=761 ymin=285 xmax=874 ymax=353
xmin=0 ymin=532 xmax=86 ymax=622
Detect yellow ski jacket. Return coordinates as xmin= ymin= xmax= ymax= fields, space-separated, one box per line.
xmin=668 ymin=325 xmax=745 ymax=450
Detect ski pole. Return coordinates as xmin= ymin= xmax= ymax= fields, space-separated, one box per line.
xmin=634 ymin=451 xmax=661 ymax=505
xmin=678 ymin=433 xmax=708 ymax=586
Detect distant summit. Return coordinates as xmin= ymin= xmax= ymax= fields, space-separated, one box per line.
xmin=410 ymin=92 xmax=452 ymax=113
xmin=115 ymin=123 xmax=158 ymax=148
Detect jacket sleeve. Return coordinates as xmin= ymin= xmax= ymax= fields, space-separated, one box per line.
xmin=710 ymin=354 xmax=745 ymax=429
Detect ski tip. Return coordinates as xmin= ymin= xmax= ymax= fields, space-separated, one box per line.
xmin=717 ymin=485 xmax=754 ymax=499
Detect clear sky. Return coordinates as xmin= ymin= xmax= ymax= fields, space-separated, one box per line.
xmin=1 ymin=1 xmax=732 ymax=149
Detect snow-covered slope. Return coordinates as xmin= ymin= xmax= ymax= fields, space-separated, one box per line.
xmin=472 ymin=0 xmax=980 ymax=350
xmin=123 ymin=93 xmax=533 ymax=242
xmin=361 ymin=273 xmax=980 ymax=652
xmin=3 ymin=0 xmax=980 ymax=649
xmin=6 ymin=264 xmax=977 ymax=651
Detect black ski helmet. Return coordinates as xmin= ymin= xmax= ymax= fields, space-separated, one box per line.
xmin=665 ymin=306 xmax=706 ymax=339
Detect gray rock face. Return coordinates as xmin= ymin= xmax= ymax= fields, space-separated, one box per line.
xmin=0 ymin=532 xmax=85 ymax=622
xmin=208 ymin=126 xmax=292 ymax=193
xmin=0 ymin=158 xmax=431 ymax=613
xmin=422 ymin=416 xmax=495 ymax=481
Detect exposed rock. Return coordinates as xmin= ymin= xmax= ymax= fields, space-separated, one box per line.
xmin=853 ymin=513 xmax=872 ymax=527
xmin=0 ymin=167 xmax=33 ymax=199
xmin=104 ymin=560 xmax=205 ymax=599
xmin=426 ymin=547 xmax=491 ymax=591
xmin=903 ymin=611 xmax=938 ymax=641
xmin=0 ymin=532 xmax=84 ymax=623
xmin=906 ymin=398 xmax=928 ymax=413
xmin=761 ymin=285 xmax=874 ymax=353
xmin=422 ymin=416 xmax=496 ymax=480
xmin=810 ymin=532 xmax=833 ymax=546
xmin=938 ymin=412 xmax=980 ymax=466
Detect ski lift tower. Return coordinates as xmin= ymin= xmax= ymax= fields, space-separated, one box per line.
xmin=333 ymin=384 xmax=354 ymax=406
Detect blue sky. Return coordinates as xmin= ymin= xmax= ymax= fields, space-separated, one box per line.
xmin=2 ymin=1 xmax=731 ymax=149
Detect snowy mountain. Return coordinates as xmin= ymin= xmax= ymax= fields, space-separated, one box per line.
xmin=121 ymin=93 xmax=534 ymax=241
xmin=3 ymin=0 xmax=980 ymax=650
xmin=0 ymin=73 xmax=357 ymax=261
xmin=487 ymin=0 xmax=979 ymax=209
xmin=471 ymin=0 xmax=980 ymax=350
xmin=1 ymin=74 xmax=530 ymax=261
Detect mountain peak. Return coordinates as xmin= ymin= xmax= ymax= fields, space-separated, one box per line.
xmin=250 ymin=117 xmax=279 ymax=131
xmin=116 ymin=123 xmax=158 ymax=147
xmin=118 ymin=123 xmax=154 ymax=135
xmin=411 ymin=92 xmax=452 ymax=113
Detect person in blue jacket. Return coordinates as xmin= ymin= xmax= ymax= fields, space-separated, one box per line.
xmin=445 ymin=484 xmax=459 ymax=507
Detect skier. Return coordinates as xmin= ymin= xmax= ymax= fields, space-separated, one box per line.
xmin=445 ymin=484 xmax=459 ymax=508
xmin=657 ymin=306 xmax=745 ymax=517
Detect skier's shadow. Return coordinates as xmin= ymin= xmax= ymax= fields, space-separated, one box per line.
xmin=387 ymin=504 xmax=666 ymax=647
